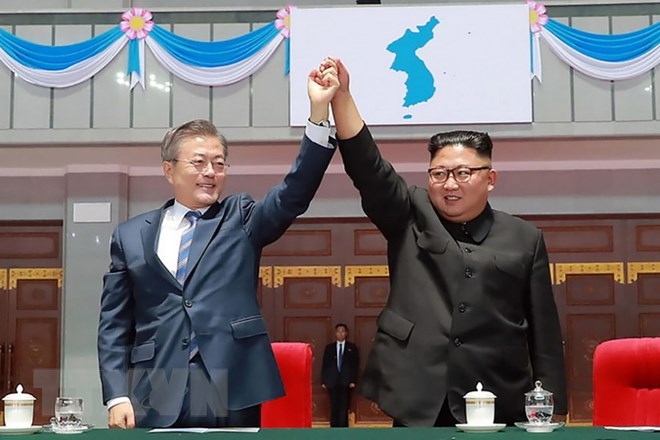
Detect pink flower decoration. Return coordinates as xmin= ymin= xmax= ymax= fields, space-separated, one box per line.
xmin=275 ymin=6 xmax=294 ymax=38
xmin=120 ymin=7 xmax=154 ymax=40
xmin=527 ymin=0 xmax=548 ymax=33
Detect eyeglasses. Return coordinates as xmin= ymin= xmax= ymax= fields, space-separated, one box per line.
xmin=171 ymin=159 xmax=229 ymax=174
xmin=427 ymin=166 xmax=491 ymax=184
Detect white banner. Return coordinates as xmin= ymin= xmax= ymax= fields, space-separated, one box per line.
xmin=290 ymin=5 xmax=531 ymax=126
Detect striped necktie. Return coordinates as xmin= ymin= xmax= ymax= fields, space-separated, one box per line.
xmin=176 ymin=210 xmax=201 ymax=360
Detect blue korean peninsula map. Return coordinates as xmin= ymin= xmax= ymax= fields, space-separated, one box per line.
xmin=386 ymin=16 xmax=439 ymax=120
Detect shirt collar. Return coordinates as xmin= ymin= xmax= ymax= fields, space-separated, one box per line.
xmin=441 ymin=203 xmax=494 ymax=244
xmin=171 ymin=200 xmax=210 ymax=227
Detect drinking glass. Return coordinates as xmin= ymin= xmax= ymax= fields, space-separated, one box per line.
xmin=524 ymin=381 xmax=553 ymax=424
xmin=53 ymin=397 xmax=84 ymax=429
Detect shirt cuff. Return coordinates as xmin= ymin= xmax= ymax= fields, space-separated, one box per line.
xmin=107 ymin=396 xmax=131 ymax=410
xmin=305 ymin=120 xmax=336 ymax=149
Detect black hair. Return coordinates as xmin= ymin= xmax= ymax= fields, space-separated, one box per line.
xmin=428 ymin=130 xmax=493 ymax=160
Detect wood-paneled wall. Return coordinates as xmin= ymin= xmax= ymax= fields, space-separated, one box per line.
xmin=258 ymin=216 xmax=660 ymax=425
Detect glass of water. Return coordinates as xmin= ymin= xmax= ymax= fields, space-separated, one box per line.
xmin=53 ymin=397 xmax=84 ymax=429
xmin=524 ymin=381 xmax=554 ymax=424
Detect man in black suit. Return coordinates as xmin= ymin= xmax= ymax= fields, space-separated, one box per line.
xmin=323 ymin=58 xmax=567 ymax=427
xmin=321 ymin=324 xmax=359 ymax=427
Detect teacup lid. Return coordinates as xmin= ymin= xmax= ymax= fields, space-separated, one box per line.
xmin=525 ymin=380 xmax=553 ymax=397
xmin=463 ymin=382 xmax=496 ymax=399
xmin=2 ymin=384 xmax=36 ymax=402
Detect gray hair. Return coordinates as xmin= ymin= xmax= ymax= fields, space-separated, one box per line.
xmin=160 ymin=119 xmax=228 ymax=161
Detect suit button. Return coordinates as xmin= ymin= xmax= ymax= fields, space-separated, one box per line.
xmin=454 ymin=338 xmax=462 ymax=347
xmin=458 ymin=303 xmax=467 ymax=313
xmin=464 ymin=247 xmax=472 ymax=253
xmin=464 ymin=268 xmax=473 ymax=278
xmin=184 ymin=300 xmax=193 ymax=308
xmin=182 ymin=337 xmax=189 ymax=346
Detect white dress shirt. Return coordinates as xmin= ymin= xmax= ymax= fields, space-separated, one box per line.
xmin=156 ymin=202 xmax=210 ymax=276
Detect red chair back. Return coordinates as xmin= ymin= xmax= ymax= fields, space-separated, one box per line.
xmin=593 ymin=337 xmax=660 ymax=426
xmin=261 ymin=342 xmax=312 ymax=428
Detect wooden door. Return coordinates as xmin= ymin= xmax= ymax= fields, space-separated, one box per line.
xmin=0 ymin=222 xmax=63 ymax=425
xmin=260 ymin=220 xmax=391 ymax=426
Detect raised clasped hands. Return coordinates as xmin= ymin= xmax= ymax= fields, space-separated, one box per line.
xmin=308 ymin=57 xmax=340 ymax=108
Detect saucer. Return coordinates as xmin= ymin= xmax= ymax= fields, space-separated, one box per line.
xmin=43 ymin=424 xmax=93 ymax=435
xmin=514 ymin=421 xmax=565 ymax=433
xmin=456 ymin=423 xmax=506 ymax=433
xmin=0 ymin=425 xmax=42 ymax=435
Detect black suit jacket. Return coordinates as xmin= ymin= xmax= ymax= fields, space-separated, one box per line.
xmin=338 ymin=125 xmax=567 ymax=427
xmin=321 ymin=341 xmax=359 ymax=388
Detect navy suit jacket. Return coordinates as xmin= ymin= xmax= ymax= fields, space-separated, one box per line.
xmin=98 ymin=135 xmax=334 ymax=427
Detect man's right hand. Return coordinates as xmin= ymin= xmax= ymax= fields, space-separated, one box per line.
xmin=327 ymin=57 xmax=350 ymax=99
xmin=323 ymin=58 xmax=363 ymax=140
xmin=108 ymin=402 xmax=136 ymax=429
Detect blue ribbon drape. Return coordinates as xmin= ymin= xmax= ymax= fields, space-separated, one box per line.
xmin=544 ymin=18 xmax=660 ymax=62
xmin=0 ymin=26 xmax=123 ymax=70
xmin=148 ymin=22 xmax=280 ymax=67
xmin=127 ymin=38 xmax=141 ymax=77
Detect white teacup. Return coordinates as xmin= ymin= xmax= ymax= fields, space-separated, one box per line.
xmin=2 ymin=385 xmax=36 ymax=428
xmin=463 ymin=382 xmax=496 ymax=425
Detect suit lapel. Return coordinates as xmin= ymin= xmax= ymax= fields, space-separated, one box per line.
xmin=141 ymin=200 xmax=181 ymax=291
xmin=183 ymin=202 xmax=226 ymax=285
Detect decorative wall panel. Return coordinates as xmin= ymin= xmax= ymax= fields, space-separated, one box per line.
xmin=565 ymin=314 xmax=616 ymax=422
xmin=283 ymin=278 xmax=331 ymax=309
xmin=564 ymin=274 xmax=615 ymax=306
xmin=211 ymin=23 xmax=251 ymax=128
xmin=571 ymin=17 xmax=613 ymax=123
xmin=636 ymin=225 xmax=660 ymax=252
xmin=264 ymin=230 xmax=331 ymax=257
xmin=354 ymin=229 xmax=387 ymax=256
xmin=635 ymin=273 xmax=660 ymax=305
xmin=52 ymin=25 xmax=92 ymax=129
xmin=354 ymin=315 xmax=390 ymax=424
xmin=612 ymin=16 xmax=654 ymax=122
xmin=0 ymin=232 xmax=60 ymax=260
xmin=354 ymin=278 xmax=389 ymax=309
xmin=639 ymin=313 xmax=660 ymax=337
xmin=15 ymin=279 xmax=59 ymax=311
xmin=541 ymin=226 xmax=613 ymax=254
xmin=12 ymin=25 xmax=50 ymax=129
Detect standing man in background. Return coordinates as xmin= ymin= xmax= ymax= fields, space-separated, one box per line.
xmin=322 ymin=324 xmax=359 ymax=427
xmin=98 ymin=62 xmax=339 ymax=429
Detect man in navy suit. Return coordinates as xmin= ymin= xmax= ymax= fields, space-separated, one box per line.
xmin=321 ymin=324 xmax=359 ymax=427
xmin=98 ymin=64 xmax=339 ymax=429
